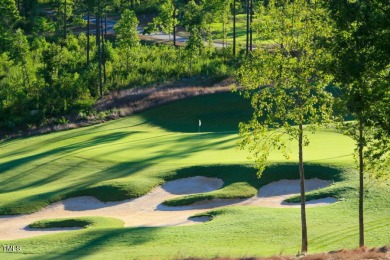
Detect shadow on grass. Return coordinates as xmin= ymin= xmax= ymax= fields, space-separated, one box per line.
xmin=0 ymin=131 xmax=136 ymax=177
xmin=0 ymin=120 xmax=149 ymax=160
xmin=23 ymin=226 xmax=160 ymax=260
xmin=140 ymin=92 xmax=252 ymax=133
xmin=0 ymin=133 xmax=237 ymax=214
xmin=0 ymin=130 xmax=347 ymax=215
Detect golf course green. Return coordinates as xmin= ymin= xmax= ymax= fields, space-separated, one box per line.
xmin=0 ymin=92 xmax=389 ymax=259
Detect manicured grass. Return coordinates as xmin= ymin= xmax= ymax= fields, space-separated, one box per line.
xmin=0 ymin=117 xmax=353 ymax=214
xmin=28 ymin=217 xmax=124 ymax=229
xmin=0 ymin=92 xmax=388 ymax=259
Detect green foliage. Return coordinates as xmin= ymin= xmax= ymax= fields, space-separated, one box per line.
xmin=0 ymin=0 xmax=239 ymax=132
xmin=110 ymin=44 xmax=230 ymax=89
xmin=339 ymin=121 xmax=390 ymax=180
xmin=144 ymin=0 xmax=177 ymax=38
xmin=32 ymin=17 xmax=56 ymax=36
xmin=327 ymin=0 xmax=390 ymax=180
xmin=236 ymin=0 xmax=334 ymax=175
xmin=0 ymin=0 xmax=20 ymax=53
xmin=114 ymin=9 xmax=140 ymax=48
xmin=0 ymin=0 xmax=19 ymax=28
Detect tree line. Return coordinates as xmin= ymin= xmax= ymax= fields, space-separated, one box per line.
xmin=0 ymin=0 xmax=237 ymax=132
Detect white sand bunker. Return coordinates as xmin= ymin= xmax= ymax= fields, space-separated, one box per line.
xmin=0 ymin=177 xmax=336 ymax=240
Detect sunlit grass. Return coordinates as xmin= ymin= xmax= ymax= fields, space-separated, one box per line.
xmin=0 ymin=92 xmax=388 ymax=259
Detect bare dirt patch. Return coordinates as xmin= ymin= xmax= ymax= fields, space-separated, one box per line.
xmin=94 ymin=77 xmax=234 ymax=115
xmin=186 ymin=245 xmax=390 ymax=259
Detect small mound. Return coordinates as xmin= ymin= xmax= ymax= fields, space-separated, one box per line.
xmin=27 ymin=217 xmax=124 ymax=230
xmin=188 ymin=216 xmax=212 ymax=223
xmin=28 ymin=219 xmax=91 ymax=229
xmin=162 ymin=176 xmax=223 ymax=195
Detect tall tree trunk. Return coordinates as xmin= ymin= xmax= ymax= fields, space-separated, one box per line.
xmin=223 ymin=20 xmax=226 ymax=48
xmin=101 ymin=16 xmax=107 ymax=85
xmin=358 ymin=119 xmax=365 ymax=247
xmin=96 ymin=0 xmax=103 ymax=97
xmin=104 ymin=16 xmax=107 ymax=39
xmin=23 ymin=0 xmax=28 ymax=17
xmin=87 ymin=9 xmax=90 ymax=65
xmin=22 ymin=62 xmax=31 ymax=90
xmin=17 ymin=0 xmax=20 ymax=14
xmin=233 ymin=0 xmax=236 ymax=56
xmin=246 ymin=0 xmax=249 ymax=55
xmin=250 ymin=0 xmax=253 ymax=51
xmin=299 ymin=123 xmax=308 ymax=254
xmin=64 ymin=0 xmax=67 ymax=39
xmin=173 ymin=6 xmax=177 ymax=47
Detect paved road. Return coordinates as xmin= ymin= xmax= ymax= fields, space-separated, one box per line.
xmin=85 ymin=17 xmax=226 ymax=48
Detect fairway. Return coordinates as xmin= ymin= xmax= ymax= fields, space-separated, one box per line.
xmin=0 ymin=92 xmax=389 ymax=259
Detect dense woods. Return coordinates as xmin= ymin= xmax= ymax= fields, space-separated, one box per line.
xmin=0 ymin=0 xmax=238 ymax=132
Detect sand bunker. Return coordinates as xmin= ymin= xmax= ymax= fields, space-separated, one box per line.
xmin=0 ymin=176 xmax=336 ymax=240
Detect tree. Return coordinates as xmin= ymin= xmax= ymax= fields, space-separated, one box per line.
xmin=114 ymin=9 xmax=140 ymax=75
xmin=181 ymin=0 xmax=205 ymax=52
xmin=114 ymin=9 xmax=140 ymax=48
xmin=20 ymin=0 xmax=38 ymax=19
xmin=82 ymin=0 xmax=97 ymax=65
xmin=144 ymin=0 xmax=178 ymax=45
xmin=0 ymin=0 xmax=20 ymax=53
xmin=55 ymin=0 xmax=74 ymax=39
xmin=236 ymin=0 xmax=333 ymax=253
xmin=232 ymin=0 xmax=236 ymax=55
xmin=327 ymin=0 xmax=390 ymax=247
xmin=203 ymin=0 xmax=232 ymax=48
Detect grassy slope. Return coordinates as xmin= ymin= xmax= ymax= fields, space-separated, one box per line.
xmin=0 ymin=92 xmax=389 ymax=259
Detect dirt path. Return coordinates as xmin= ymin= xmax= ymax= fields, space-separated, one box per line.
xmin=0 ymin=177 xmax=336 ymax=240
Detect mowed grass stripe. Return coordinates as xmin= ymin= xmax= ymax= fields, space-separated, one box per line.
xmin=0 ymin=92 xmax=388 ymax=258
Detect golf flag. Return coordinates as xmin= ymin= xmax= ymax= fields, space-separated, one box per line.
xmin=199 ymin=120 xmax=202 ymax=127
